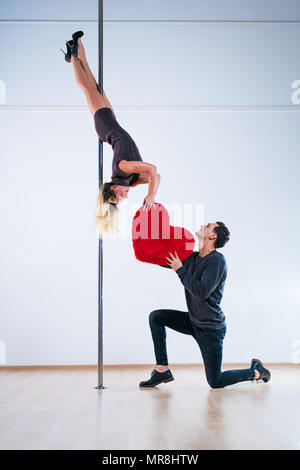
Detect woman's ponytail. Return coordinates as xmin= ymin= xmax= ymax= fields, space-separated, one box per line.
xmin=94 ymin=182 xmax=118 ymax=236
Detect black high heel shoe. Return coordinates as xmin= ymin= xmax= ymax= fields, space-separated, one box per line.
xmin=60 ymin=31 xmax=84 ymax=62
xmin=70 ymin=30 xmax=84 ymax=58
xmin=60 ymin=40 xmax=73 ymax=63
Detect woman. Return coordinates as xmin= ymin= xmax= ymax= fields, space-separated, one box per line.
xmin=62 ymin=31 xmax=161 ymax=235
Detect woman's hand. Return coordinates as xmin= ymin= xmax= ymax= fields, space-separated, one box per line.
xmin=165 ymin=251 xmax=183 ymax=271
xmin=143 ymin=194 xmax=155 ymax=211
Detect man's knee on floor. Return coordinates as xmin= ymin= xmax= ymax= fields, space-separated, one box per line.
xmin=207 ymin=375 xmax=225 ymax=389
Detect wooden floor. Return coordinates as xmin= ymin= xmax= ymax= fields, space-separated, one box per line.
xmin=0 ymin=364 xmax=300 ymax=450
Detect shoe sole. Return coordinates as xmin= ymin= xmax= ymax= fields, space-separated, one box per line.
xmin=139 ymin=376 xmax=175 ymax=387
xmin=251 ymin=358 xmax=271 ymax=382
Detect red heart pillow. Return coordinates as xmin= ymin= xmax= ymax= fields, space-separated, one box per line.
xmin=132 ymin=203 xmax=195 ymax=266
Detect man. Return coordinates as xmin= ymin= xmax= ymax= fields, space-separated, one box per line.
xmin=140 ymin=222 xmax=271 ymax=389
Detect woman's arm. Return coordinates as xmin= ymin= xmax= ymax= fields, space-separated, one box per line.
xmin=131 ymin=172 xmax=161 ymax=194
xmin=119 ymin=161 xmax=157 ymax=195
xmin=119 ymin=161 xmax=158 ymax=210
xmin=154 ymin=173 xmax=161 ymax=196
xmin=130 ymin=173 xmax=149 ymax=187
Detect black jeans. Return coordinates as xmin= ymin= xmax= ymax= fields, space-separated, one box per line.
xmin=149 ymin=309 xmax=255 ymax=389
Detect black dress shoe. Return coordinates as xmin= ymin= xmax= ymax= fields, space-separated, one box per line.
xmin=251 ymin=358 xmax=271 ymax=383
xmin=139 ymin=369 xmax=175 ymax=387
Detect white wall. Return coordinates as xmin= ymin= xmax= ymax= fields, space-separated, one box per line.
xmin=1 ymin=0 xmax=300 ymax=365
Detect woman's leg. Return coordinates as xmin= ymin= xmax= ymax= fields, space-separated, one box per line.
xmin=71 ymin=38 xmax=115 ymax=115
xmin=77 ymin=40 xmax=113 ymax=106
xmin=70 ymin=55 xmax=94 ymax=91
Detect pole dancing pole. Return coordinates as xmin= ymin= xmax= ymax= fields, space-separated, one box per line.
xmin=95 ymin=0 xmax=105 ymax=390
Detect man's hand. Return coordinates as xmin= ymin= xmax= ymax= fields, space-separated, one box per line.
xmin=165 ymin=251 xmax=183 ymax=271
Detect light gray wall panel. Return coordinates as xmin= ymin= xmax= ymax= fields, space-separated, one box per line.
xmin=1 ymin=0 xmax=300 ymax=21
xmin=1 ymin=22 xmax=300 ymax=106
xmin=1 ymin=108 xmax=299 ymax=364
xmin=1 ymin=0 xmax=299 ymax=365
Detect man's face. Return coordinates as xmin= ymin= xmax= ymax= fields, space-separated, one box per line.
xmin=196 ymin=222 xmax=219 ymax=244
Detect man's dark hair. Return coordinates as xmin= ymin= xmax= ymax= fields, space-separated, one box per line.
xmin=213 ymin=221 xmax=230 ymax=248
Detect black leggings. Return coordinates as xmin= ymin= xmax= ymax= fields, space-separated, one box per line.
xmin=149 ymin=309 xmax=255 ymax=389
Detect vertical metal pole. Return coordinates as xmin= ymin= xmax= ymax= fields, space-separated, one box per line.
xmin=96 ymin=0 xmax=105 ymax=389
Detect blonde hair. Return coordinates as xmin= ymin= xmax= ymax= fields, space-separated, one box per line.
xmin=94 ymin=183 xmax=119 ymax=237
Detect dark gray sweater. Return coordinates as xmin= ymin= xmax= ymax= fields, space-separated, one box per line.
xmin=174 ymin=250 xmax=227 ymax=330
